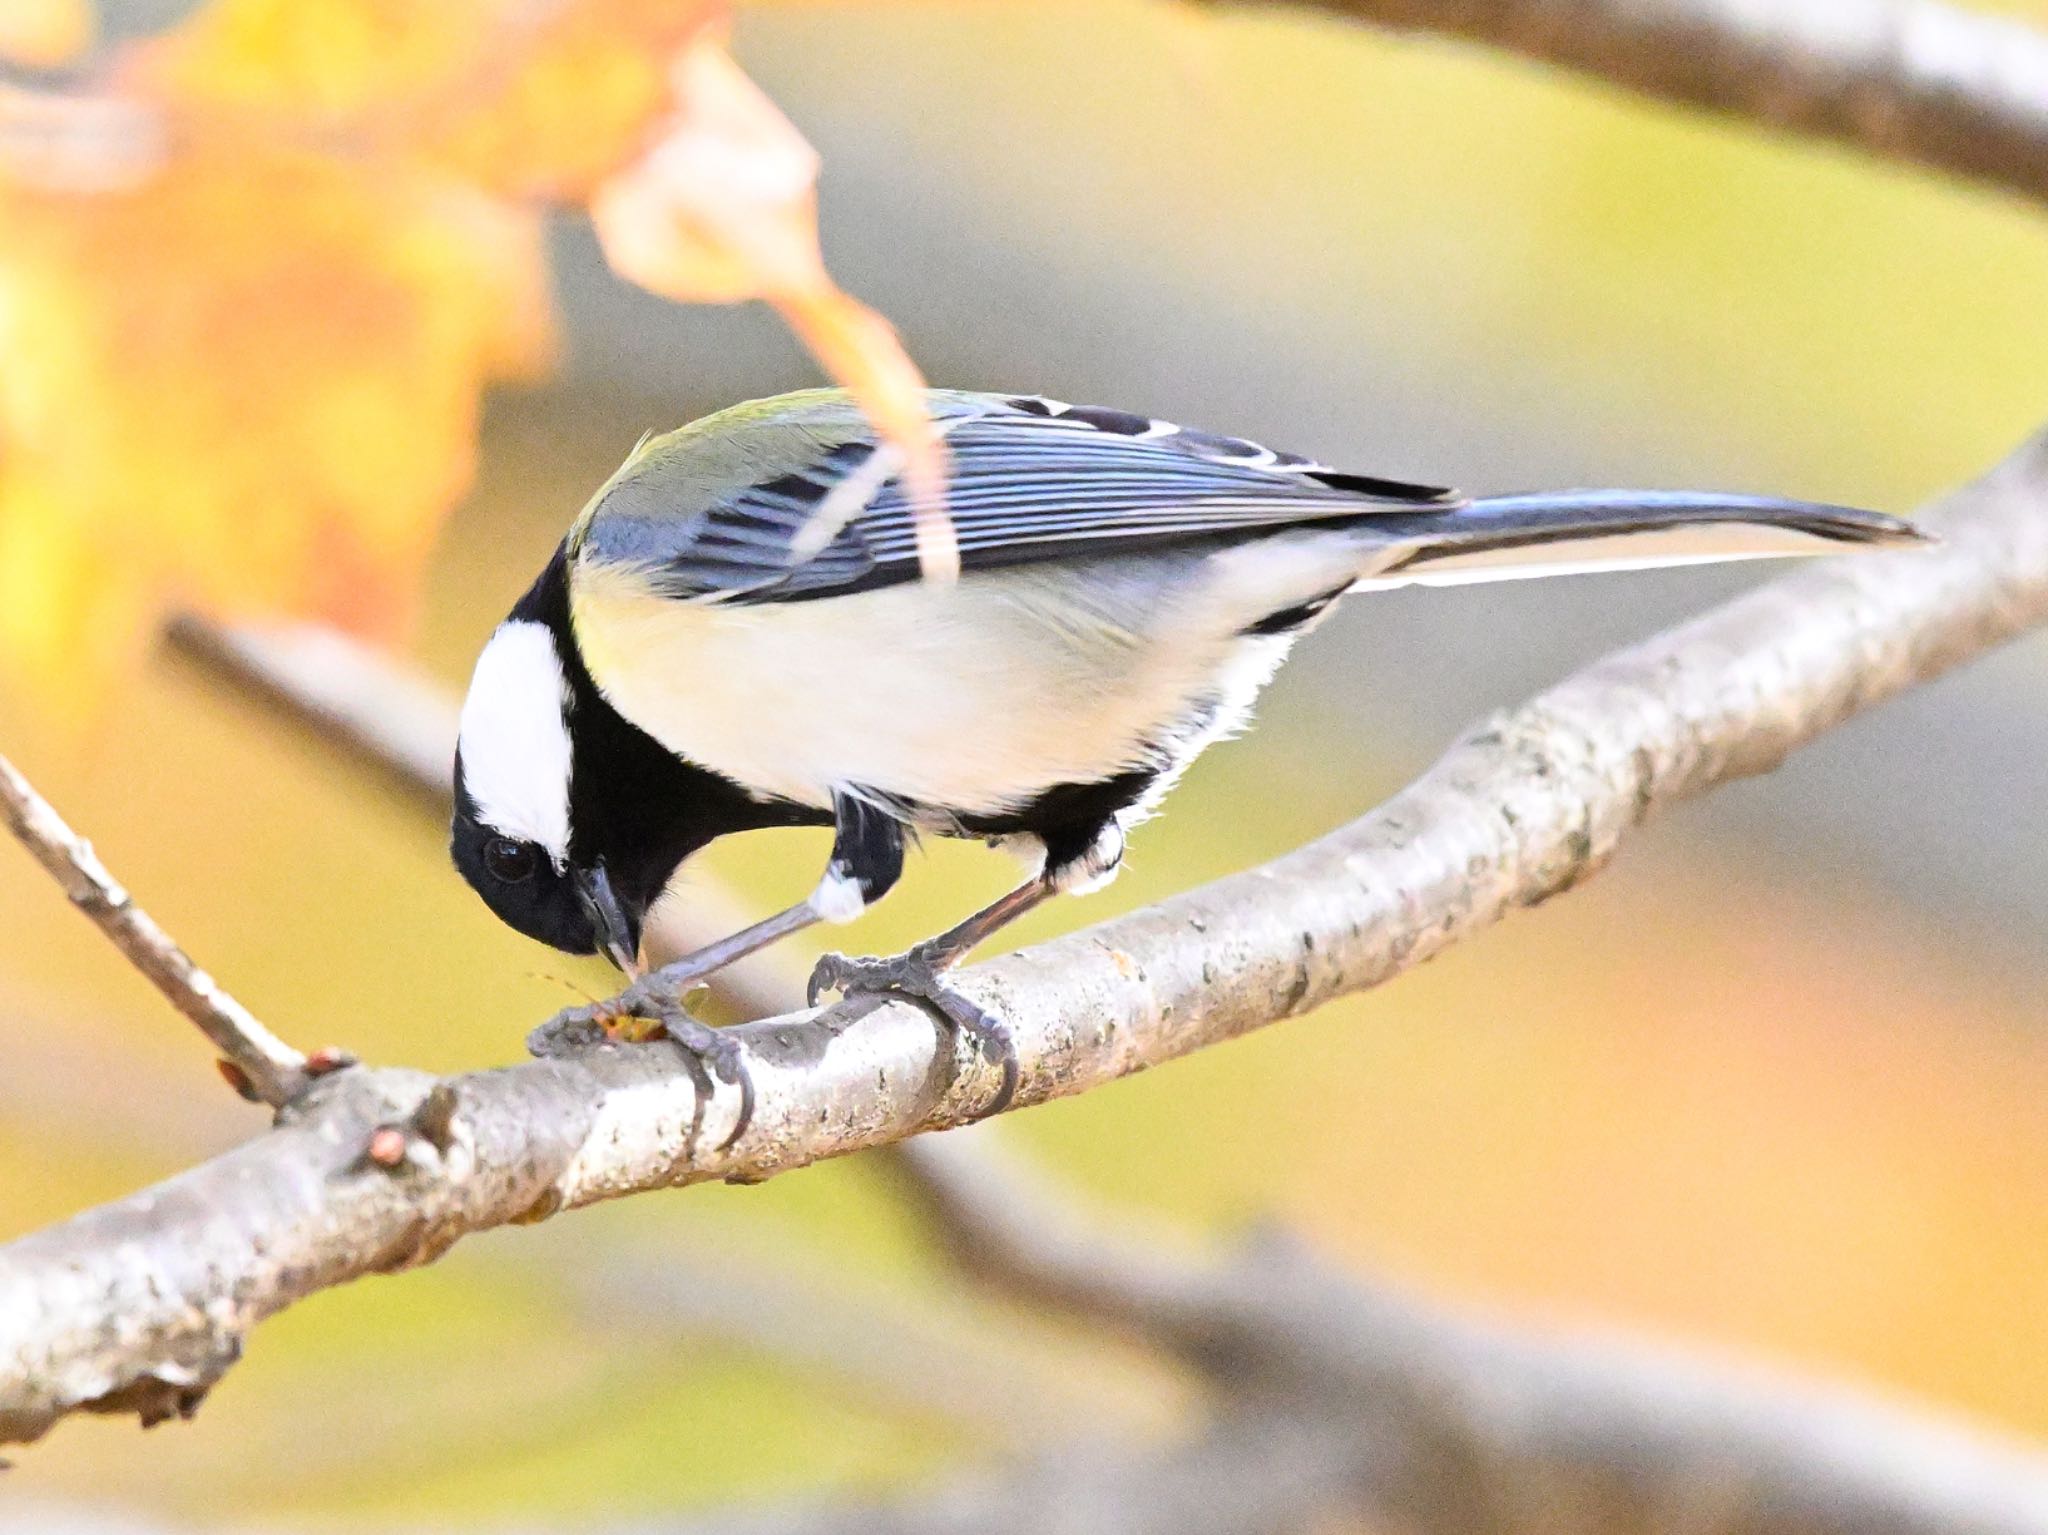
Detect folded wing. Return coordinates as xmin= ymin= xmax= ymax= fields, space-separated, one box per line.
xmin=575 ymin=392 xmax=1458 ymax=603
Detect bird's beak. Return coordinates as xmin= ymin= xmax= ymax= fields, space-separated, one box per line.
xmin=575 ymin=862 xmax=642 ymax=977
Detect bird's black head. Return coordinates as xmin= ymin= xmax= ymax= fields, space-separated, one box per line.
xmin=450 ymin=758 xmax=608 ymax=957
xmin=451 ymin=544 xmax=818 ymax=971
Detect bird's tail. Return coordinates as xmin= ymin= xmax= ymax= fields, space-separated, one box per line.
xmin=1351 ymin=490 xmax=1926 ymax=590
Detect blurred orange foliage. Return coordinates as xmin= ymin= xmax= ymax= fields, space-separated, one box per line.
xmin=0 ymin=0 xmax=932 ymax=709
xmin=0 ymin=0 xmax=92 ymax=68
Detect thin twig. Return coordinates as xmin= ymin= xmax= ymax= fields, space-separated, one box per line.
xmin=0 ymin=427 xmax=2042 ymax=1449
xmin=0 ymin=752 xmax=308 ymax=1107
xmin=1259 ymin=0 xmax=2048 ymax=210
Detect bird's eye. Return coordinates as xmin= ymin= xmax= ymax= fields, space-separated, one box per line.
xmin=483 ymin=838 xmax=538 ymax=883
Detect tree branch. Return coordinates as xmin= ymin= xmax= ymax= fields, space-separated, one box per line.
xmin=3 ymin=428 xmax=2044 ymax=1449
xmin=0 ymin=752 xmax=309 ymax=1108
xmin=1260 ymin=0 xmax=2048 ymax=209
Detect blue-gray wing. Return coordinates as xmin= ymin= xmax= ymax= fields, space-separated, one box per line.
xmin=581 ymin=394 xmax=1459 ymax=603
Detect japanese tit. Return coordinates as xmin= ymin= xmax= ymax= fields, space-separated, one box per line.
xmin=452 ymin=387 xmax=1917 ymax=1113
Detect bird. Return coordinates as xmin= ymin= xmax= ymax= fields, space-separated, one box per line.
xmin=450 ymin=387 xmax=1922 ymax=1139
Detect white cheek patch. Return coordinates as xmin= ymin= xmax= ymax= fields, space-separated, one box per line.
xmin=457 ymin=620 xmax=574 ymax=863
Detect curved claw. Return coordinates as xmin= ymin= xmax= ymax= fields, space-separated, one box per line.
xmin=806 ymin=947 xmax=1017 ymax=1119
xmin=805 ymin=956 xmax=838 ymax=1010
xmin=532 ymin=980 xmax=755 ymax=1151
xmin=933 ymin=989 xmax=1017 ymax=1121
xmin=648 ymin=1006 xmax=756 ymax=1152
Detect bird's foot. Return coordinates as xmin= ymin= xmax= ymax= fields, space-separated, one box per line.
xmin=807 ymin=945 xmax=1017 ymax=1119
xmin=530 ymin=978 xmax=755 ymax=1152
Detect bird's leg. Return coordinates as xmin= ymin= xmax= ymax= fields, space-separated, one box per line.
xmin=637 ymin=901 xmax=823 ymax=994
xmin=541 ymin=794 xmax=909 ymax=1150
xmin=576 ymin=897 xmax=823 ymax=1148
xmin=536 ymin=903 xmax=809 ymax=1154
xmin=534 ymin=900 xmax=820 ymax=1153
xmin=807 ymin=873 xmax=1058 ymax=1119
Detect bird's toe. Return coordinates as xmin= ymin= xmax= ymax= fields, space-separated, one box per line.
xmin=806 ymin=947 xmax=1015 ymax=1118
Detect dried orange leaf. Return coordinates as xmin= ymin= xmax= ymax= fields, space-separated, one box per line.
xmin=0 ymin=0 xmax=93 ymax=69
xmin=591 ymin=39 xmax=951 ymax=576
xmin=775 ymin=290 xmax=952 ymax=578
xmin=589 ymin=40 xmax=825 ymax=299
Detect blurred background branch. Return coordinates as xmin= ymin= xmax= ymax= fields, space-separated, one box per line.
xmin=1269 ymin=0 xmax=2048 ymax=208
xmin=884 ymin=1133 xmax=2048 ymax=1535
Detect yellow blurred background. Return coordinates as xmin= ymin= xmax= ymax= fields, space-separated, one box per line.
xmin=5 ymin=1 xmax=2048 ymax=1524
